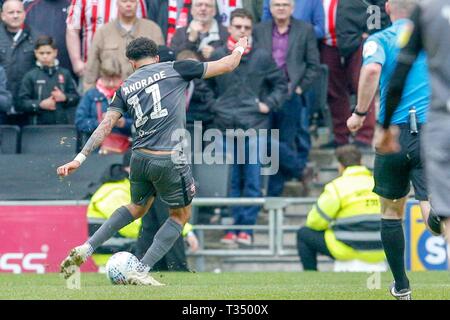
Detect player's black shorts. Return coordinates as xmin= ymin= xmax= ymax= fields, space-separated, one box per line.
xmin=373 ymin=124 xmax=428 ymax=201
xmin=129 ymin=149 xmax=195 ymax=209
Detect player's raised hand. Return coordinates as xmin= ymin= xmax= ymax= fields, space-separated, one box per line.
xmin=57 ymin=160 xmax=81 ymax=177
xmin=236 ymin=36 xmax=248 ymax=50
xmin=374 ymin=126 xmax=400 ymax=154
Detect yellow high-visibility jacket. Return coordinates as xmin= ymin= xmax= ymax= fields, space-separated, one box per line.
xmin=305 ymin=166 xmax=385 ymax=262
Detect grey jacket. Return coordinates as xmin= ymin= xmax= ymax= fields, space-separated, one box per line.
xmin=253 ymin=18 xmax=320 ymax=94
xmin=0 ymin=24 xmax=37 ymax=109
xmin=170 ymin=23 xmax=229 ymax=60
xmin=0 ymin=66 xmax=12 ymax=114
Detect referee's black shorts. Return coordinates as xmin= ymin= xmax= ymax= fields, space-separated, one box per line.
xmin=373 ymin=124 xmax=428 ymax=201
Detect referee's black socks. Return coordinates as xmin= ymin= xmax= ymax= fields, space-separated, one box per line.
xmin=381 ymin=219 xmax=410 ymax=291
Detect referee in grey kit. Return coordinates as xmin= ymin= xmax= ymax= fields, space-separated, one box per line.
xmin=378 ymin=0 xmax=450 ymax=259
xmin=57 ymin=36 xmax=249 ymax=285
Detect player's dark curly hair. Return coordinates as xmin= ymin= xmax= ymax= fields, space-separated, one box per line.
xmin=126 ymin=37 xmax=159 ymax=61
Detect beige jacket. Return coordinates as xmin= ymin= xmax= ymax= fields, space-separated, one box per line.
xmin=83 ymin=18 xmax=164 ymax=91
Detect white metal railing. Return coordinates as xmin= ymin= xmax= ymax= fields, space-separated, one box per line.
xmin=189 ymin=197 xmax=315 ymax=271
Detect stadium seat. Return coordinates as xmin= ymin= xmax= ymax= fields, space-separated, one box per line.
xmin=191 ymin=161 xmax=231 ymax=224
xmin=0 ymin=125 xmax=20 ymax=154
xmin=192 ymin=162 xmax=230 ymax=197
xmin=0 ymin=153 xmax=123 ymax=200
xmin=21 ymin=125 xmax=78 ymax=154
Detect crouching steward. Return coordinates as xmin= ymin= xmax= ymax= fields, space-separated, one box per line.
xmin=297 ymin=145 xmax=385 ymax=270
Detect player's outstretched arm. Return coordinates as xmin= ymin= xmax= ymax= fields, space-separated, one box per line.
xmin=203 ymin=36 xmax=248 ymax=79
xmin=56 ymin=110 xmax=121 ymax=177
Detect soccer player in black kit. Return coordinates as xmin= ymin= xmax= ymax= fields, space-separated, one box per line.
xmin=58 ymin=36 xmax=248 ymax=285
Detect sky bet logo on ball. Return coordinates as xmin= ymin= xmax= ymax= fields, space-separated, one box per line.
xmin=405 ymin=201 xmax=448 ymax=271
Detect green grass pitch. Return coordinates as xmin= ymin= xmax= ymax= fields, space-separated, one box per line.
xmin=1 ymin=272 xmax=449 ymax=300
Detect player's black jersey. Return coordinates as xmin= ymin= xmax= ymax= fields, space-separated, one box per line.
xmin=109 ymin=60 xmax=206 ymax=151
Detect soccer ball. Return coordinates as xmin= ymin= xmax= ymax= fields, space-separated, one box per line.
xmin=105 ymin=251 xmax=140 ymax=285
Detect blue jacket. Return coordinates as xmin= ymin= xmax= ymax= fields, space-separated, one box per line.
xmin=75 ymin=87 xmax=133 ymax=136
xmin=261 ymin=0 xmax=325 ymax=39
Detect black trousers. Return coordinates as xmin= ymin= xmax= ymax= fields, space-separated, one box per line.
xmin=135 ymin=196 xmax=189 ymax=271
xmin=297 ymin=226 xmax=333 ymax=271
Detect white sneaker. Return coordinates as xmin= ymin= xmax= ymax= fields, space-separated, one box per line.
xmin=60 ymin=243 xmax=92 ymax=279
xmin=126 ymin=271 xmax=165 ymax=286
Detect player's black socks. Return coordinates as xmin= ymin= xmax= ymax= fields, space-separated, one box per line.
xmin=140 ymin=218 xmax=183 ymax=270
xmin=87 ymin=206 xmax=135 ymax=251
xmin=381 ymin=219 xmax=410 ymax=291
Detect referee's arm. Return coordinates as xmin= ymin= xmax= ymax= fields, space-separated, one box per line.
xmin=347 ymin=62 xmax=382 ymax=132
xmin=383 ymin=5 xmax=423 ymax=129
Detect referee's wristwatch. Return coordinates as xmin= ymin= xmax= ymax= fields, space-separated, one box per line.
xmin=353 ymin=107 xmax=368 ymax=117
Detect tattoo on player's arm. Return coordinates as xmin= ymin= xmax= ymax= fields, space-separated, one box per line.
xmin=81 ymin=111 xmax=121 ymax=156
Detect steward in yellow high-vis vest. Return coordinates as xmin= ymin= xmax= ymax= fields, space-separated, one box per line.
xmin=297 ymin=145 xmax=385 ymax=270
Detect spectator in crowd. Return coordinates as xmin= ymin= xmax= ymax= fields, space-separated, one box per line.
xmin=208 ymin=9 xmax=287 ymax=246
xmin=261 ymin=0 xmax=325 ymax=39
xmin=216 ymin=0 xmax=264 ymax=26
xmin=0 ymin=66 xmax=12 ymax=125
xmin=320 ymin=0 xmax=390 ymax=149
xmin=253 ymin=0 xmax=320 ymax=196
xmin=83 ymin=0 xmax=164 ymax=91
xmin=146 ymin=0 xmax=194 ymax=46
xmin=66 ymin=0 xmax=148 ymax=78
xmin=24 ymin=0 xmax=74 ymax=76
xmin=18 ymin=36 xmax=79 ymax=125
xmin=177 ymin=50 xmax=215 ymax=130
xmin=75 ymin=58 xmax=133 ymax=153
xmin=88 ymin=151 xmax=198 ymax=270
xmin=297 ymin=145 xmax=385 ymax=270
xmin=0 ymin=0 xmax=37 ymax=124
xmin=171 ymin=0 xmax=228 ymax=61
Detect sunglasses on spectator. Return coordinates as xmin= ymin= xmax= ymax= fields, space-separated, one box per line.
xmin=232 ymin=25 xmax=252 ymax=31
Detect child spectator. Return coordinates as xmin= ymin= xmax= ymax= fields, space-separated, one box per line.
xmin=18 ymin=36 xmax=79 ymax=125
xmin=75 ymin=58 xmax=133 ymax=154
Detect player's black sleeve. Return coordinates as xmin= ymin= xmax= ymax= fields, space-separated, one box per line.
xmin=383 ymin=5 xmax=424 ymax=129
xmin=107 ymin=88 xmax=127 ymax=116
xmin=173 ymin=60 xmax=206 ymax=81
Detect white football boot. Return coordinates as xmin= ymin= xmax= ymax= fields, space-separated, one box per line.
xmin=60 ymin=243 xmax=92 ymax=279
xmin=126 ymin=270 xmax=165 ymax=286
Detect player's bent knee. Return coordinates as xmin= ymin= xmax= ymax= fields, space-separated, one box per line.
xmin=126 ymin=203 xmax=148 ymax=219
xmin=169 ymin=205 xmax=192 ymax=225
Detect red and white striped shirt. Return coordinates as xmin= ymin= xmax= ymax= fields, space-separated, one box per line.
xmin=66 ymin=0 xmax=147 ymax=61
xmin=216 ymin=0 xmax=242 ymax=27
xmin=323 ymin=0 xmax=338 ymax=47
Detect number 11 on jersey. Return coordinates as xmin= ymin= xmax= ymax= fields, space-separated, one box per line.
xmin=147 ymin=84 xmax=168 ymax=120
